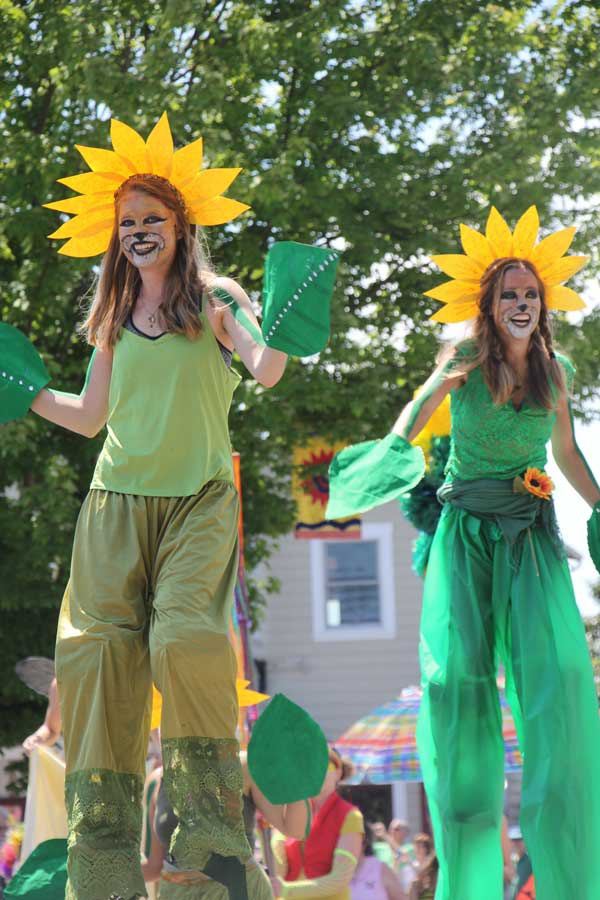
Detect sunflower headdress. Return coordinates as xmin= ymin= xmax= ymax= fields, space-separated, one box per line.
xmin=44 ymin=112 xmax=249 ymax=258
xmin=425 ymin=205 xmax=588 ymax=323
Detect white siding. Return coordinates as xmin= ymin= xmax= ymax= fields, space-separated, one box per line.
xmin=253 ymin=499 xmax=425 ymax=829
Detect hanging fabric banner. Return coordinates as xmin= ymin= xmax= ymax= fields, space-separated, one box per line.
xmin=293 ymin=439 xmax=361 ymax=540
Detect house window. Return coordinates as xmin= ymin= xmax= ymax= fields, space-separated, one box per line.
xmin=310 ymin=523 xmax=396 ymax=641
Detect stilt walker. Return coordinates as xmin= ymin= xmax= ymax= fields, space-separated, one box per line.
xmin=327 ymin=206 xmax=600 ymax=900
xmin=1 ymin=112 xmax=337 ymax=900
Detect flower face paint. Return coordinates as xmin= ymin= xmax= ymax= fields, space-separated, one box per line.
xmin=494 ymin=266 xmax=541 ymax=342
xmin=118 ymin=189 xmax=178 ymax=271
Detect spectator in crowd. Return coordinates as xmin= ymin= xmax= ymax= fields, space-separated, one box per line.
xmin=271 ymin=747 xmax=363 ymax=900
xmin=387 ymin=819 xmax=416 ymax=893
xmin=509 ymin=826 xmax=533 ymax=900
xmin=370 ymin=822 xmax=395 ymax=867
xmin=351 ymin=829 xmax=406 ymax=900
xmin=408 ymin=849 xmax=438 ymax=900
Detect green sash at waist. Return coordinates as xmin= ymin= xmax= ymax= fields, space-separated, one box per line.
xmin=437 ymin=477 xmax=563 ymax=569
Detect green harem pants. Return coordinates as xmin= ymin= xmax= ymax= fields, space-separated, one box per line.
xmin=417 ymin=504 xmax=600 ymax=900
xmin=55 ymin=483 xmax=253 ymax=900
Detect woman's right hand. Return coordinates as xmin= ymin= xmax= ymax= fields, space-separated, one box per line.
xmin=22 ymin=722 xmax=60 ymax=756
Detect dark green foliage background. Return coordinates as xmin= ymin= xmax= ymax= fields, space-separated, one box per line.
xmin=1 ymin=0 xmax=599 ymax=750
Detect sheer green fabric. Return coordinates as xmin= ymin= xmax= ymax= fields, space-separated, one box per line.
xmin=588 ymin=501 xmax=600 ymax=575
xmin=418 ymin=504 xmax=600 ymax=900
xmin=162 ymin=737 xmax=252 ymax=870
xmin=445 ymin=350 xmax=574 ymax=481
xmin=326 ymin=434 xmax=425 ymax=519
xmin=64 ymin=769 xmax=146 ymax=900
xmin=410 ymin=351 xmax=600 ymax=898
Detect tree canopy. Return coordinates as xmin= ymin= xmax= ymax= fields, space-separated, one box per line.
xmin=1 ymin=0 xmax=599 ymax=749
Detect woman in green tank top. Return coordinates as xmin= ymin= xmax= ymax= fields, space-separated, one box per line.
xmin=30 ymin=121 xmax=288 ymax=900
xmin=389 ymin=214 xmax=600 ymax=900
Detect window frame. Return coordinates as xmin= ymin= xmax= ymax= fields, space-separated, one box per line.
xmin=310 ymin=522 xmax=396 ymax=642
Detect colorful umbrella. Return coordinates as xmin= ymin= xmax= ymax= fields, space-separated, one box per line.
xmin=336 ymin=686 xmax=522 ymax=783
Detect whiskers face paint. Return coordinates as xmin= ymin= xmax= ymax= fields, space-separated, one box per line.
xmin=121 ymin=233 xmax=166 ymax=268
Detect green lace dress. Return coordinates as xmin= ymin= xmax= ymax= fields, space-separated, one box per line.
xmin=416 ymin=355 xmax=600 ymax=900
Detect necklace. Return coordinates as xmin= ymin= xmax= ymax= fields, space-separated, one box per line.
xmin=138 ymin=296 xmax=162 ymax=329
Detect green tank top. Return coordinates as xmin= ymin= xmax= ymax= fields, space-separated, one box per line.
xmin=91 ymin=312 xmax=241 ymax=496
xmin=445 ymin=345 xmax=574 ymax=482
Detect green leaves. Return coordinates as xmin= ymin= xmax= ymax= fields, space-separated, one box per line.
xmin=1 ymin=0 xmax=599 ymax=748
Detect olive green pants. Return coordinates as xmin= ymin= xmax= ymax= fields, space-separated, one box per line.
xmin=418 ymin=506 xmax=600 ymax=900
xmin=56 ymin=483 xmax=252 ymax=900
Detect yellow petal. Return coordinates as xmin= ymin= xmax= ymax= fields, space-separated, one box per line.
xmin=460 ymin=224 xmax=495 ymax=269
xmin=48 ymin=206 xmax=115 ymax=239
xmin=539 ymin=255 xmax=589 ymax=285
xmin=530 ymin=226 xmax=576 ymax=270
xmin=485 ymin=206 xmax=513 ymax=257
xmin=545 ymin=285 xmax=586 ymax=312
xmin=430 ymin=299 xmax=480 ymax=323
xmin=424 ymin=279 xmax=480 ymax=303
xmin=110 ymin=118 xmax=148 ymax=171
xmin=57 ymin=229 xmax=113 ymax=257
xmin=189 ymin=196 xmax=250 ymax=226
xmin=146 ymin=111 xmax=174 ymax=179
xmin=57 ymin=171 xmax=124 ymax=194
xmin=44 ymin=192 xmax=115 ymax=214
xmin=75 ymin=145 xmax=134 ymax=177
xmin=171 ymin=137 xmax=204 ymax=185
xmin=512 ymin=205 xmax=539 ymax=257
xmin=237 ymin=682 xmax=270 ymax=707
xmin=430 ymin=254 xmax=484 ymax=281
xmin=184 ymin=168 xmax=244 ymax=205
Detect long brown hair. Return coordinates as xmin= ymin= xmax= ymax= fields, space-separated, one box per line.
xmin=80 ymin=176 xmax=213 ymax=349
xmin=450 ymin=257 xmax=565 ymax=408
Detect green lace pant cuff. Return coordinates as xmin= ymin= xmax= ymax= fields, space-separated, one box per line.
xmin=162 ymin=736 xmax=252 ymax=870
xmin=65 ymin=769 xmax=146 ymax=900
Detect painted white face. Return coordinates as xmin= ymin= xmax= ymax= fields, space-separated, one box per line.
xmin=118 ymin=189 xmax=178 ymax=270
xmin=494 ymin=267 xmax=541 ymax=341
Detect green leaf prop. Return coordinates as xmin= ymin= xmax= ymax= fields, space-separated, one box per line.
xmin=247 ymin=693 xmax=328 ymax=804
xmin=4 ymin=839 xmax=67 ymax=900
xmin=588 ymin=502 xmax=600 ymax=576
xmin=261 ymin=241 xmax=340 ymax=357
xmin=326 ymin=433 xmax=425 ymax=519
xmin=0 ymin=324 xmax=50 ymax=424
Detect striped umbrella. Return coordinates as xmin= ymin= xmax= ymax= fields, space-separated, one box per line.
xmin=336 ymin=686 xmax=522 ymax=784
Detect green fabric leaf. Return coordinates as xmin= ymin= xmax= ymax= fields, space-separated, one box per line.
xmin=4 ymin=839 xmax=67 ymax=899
xmin=326 ymin=433 xmax=425 ymax=519
xmin=248 ymin=693 xmax=328 ymax=804
xmin=261 ymin=242 xmax=340 ymax=357
xmin=0 ymin=324 xmax=50 ymax=424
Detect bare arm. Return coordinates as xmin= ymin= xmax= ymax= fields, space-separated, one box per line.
xmin=274 ymin=832 xmax=362 ymax=898
xmin=249 ymin=780 xmax=309 ymax=841
xmin=381 ymin=862 xmax=408 ymax=900
xmin=207 ymin=277 xmax=287 ymax=388
xmin=551 ymin=390 xmax=600 ymax=509
xmin=22 ymin=676 xmax=62 ymax=755
xmin=30 ymin=348 xmax=113 ymax=438
xmin=392 ymin=359 xmax=462 ymax=442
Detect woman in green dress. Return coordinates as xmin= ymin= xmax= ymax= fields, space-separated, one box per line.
xmin=328 ymin=206 xmax=600 ymax=900
xmin=392 ymin=209 xmax=600 ymax=900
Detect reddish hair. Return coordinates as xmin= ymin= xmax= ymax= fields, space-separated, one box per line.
xmin=450 ymin=257 xmax=565 ymax=408
xmin=80 ymin=176 xmax=213 ymax=349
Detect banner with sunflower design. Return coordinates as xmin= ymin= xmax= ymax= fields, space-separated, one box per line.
xmin=293 ymin=439 xmax=361 ymax=539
